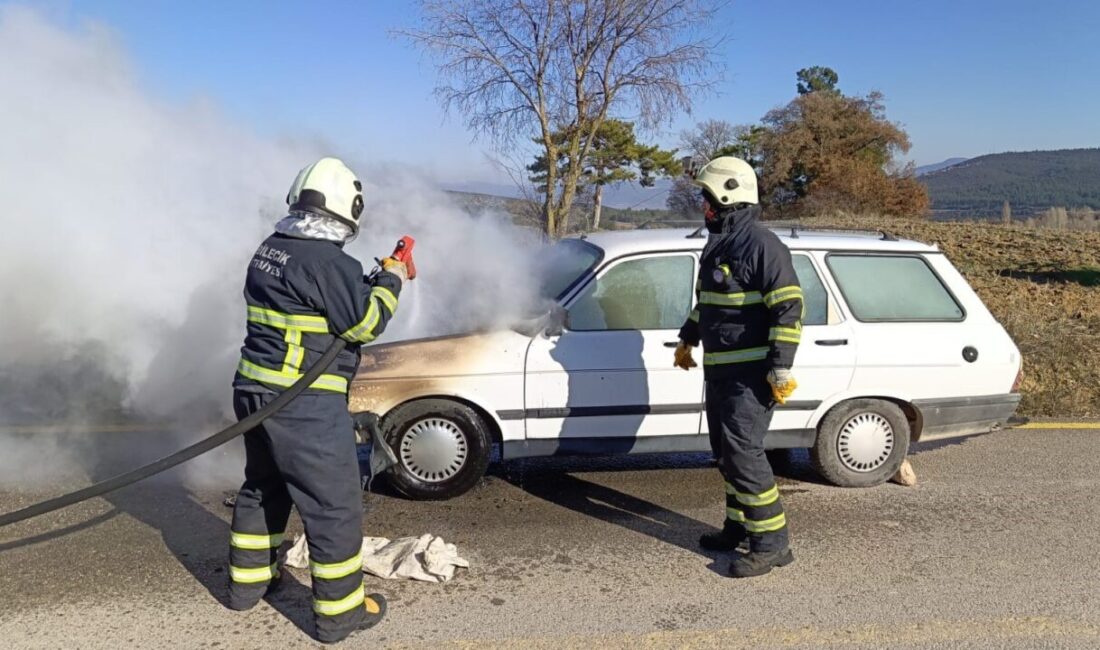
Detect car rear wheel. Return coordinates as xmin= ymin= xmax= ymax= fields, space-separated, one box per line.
xmin=811 ymin=399 xmax=910 ymax=488
xmin=382 ymin=399 xmax=492 ymax=500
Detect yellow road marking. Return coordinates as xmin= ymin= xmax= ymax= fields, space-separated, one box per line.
xmin=0 ymin=424 xmax=178 ymax=435
xmin=1015 ymin=422 xmax=1100 ymax=429
xmin=412 ymin=616 xmax=1100 ymax=650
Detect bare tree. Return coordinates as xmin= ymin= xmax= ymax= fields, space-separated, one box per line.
xmin=403 ymin=0 xmax=721 ymax=237
xmin=679 ymin=118 xmax=737 ymax=162
xmin=668 ymin=118 xmax=759 ymax=218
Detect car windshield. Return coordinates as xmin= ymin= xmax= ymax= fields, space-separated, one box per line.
xmin=536 ymin=239 xmax=604 ymax=301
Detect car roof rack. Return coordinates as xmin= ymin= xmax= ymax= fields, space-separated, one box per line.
xmin=770 ymin=222 xmax=898 ymax=242
xmin=635 ymin=219 xmax=701 ymax=230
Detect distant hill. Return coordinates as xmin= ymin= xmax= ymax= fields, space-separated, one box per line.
xmin=443 ymin=178 xmax=673 ymax=210
xmin=915 ymin=157 xmax=968 ymax=176
xmin=922 ymin=148 xmax=1100 ymax=217
xmin=444 ymin=189 xmax=677 ymax=231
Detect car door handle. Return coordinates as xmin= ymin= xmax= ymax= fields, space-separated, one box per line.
xmin=815 ymin=339 xmax=848 ymax=346
xmin=664 ymin=341 xmax=681 ymax=348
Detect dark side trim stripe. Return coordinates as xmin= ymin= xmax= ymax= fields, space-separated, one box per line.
xmin=497 ymin=400 xmax=821 ymax=421
xmin=502 ymin=429 xmax=817 ymax=459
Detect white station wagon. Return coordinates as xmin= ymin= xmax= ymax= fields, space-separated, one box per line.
xmin=350 ymin=227 xmax=1022 ymax=500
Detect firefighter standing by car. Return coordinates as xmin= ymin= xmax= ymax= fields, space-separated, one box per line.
xmin=674 ymin=155 xmax=803 ymax=578
xmin=227 ymin=157 xmax=408 ymax=643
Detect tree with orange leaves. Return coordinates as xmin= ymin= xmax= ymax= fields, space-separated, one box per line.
xmin=758 ymin=70 xmax=929 ymax=218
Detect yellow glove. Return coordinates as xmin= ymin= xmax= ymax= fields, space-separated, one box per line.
xmin=381 ymin=257 xmax=408 ymax=282
xmin=673 ymin=342 xmax=697 ymax=371
xmin=767 ymin=368 xmax=798 ymax=405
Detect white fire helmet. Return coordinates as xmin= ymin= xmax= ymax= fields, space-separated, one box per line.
xmin=693 ymin=155 xmax=759 ymax=206
xmin=286 ymin=157 xmax=364 ymax=232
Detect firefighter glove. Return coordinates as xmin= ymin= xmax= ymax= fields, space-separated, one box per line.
xmin=767 ymin=367 xmax=798 ymax=405
xmin=381 ymin=257 xmax=409 ymax=282
xmin=673 ymin=342 xmax=698 ymax=371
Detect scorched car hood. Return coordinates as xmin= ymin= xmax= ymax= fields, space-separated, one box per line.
xmin=354 ymin=330 xmax=533 ymax=381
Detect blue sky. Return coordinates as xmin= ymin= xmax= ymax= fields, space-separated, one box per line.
xmin=37 ymin=1 xmax=1100 ymax=183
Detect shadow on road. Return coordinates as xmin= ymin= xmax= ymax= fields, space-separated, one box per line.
xmin=0 ymin=509 xmax=119 ymax=553
xmin=498 ymin=464 xmax=729 ymax=574
xmin=910 ymin=433 xmax=984 ymax=455
xmin=764 ymin=448 xmax=831 ymax=486
xmin=99 ymin=483 xmax=315 ymax=635
xmin=72 ymin=430 xmax=318 ymax=638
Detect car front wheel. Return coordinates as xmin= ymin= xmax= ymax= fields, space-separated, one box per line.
xmin=381 ymin=399 xmax=492 ymax=500
xmin=811 ymin=399 xmax=910 ymax=487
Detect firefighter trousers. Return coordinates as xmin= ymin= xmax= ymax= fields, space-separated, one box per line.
xmin=705 ymin=376 xmax=790 ymax=552
xmin=227 ymin=390 xmax=368 ymax=639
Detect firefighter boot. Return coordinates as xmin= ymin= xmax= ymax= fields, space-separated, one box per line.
xmin=729 ymin=548 xmax=795 ymax=578
xmin=317 ymin=593 xmax=388 ymax=645
xmin=699 ymin=521 xmax=748 ymax=552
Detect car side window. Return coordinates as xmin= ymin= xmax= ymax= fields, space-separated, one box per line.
xmin=827 ymin=254 xmax=964 ymax=321
xmin=567 ymin=255 xmax=694 ymax=331
xmin=791 ymin=254 xmax=828 ymax=326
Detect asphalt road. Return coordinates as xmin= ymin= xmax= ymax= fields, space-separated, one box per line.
xmin=1 ymin=425 xmax=1098 ymax=649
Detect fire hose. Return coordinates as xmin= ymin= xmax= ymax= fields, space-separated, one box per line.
xmin=0 ymin=338 xmax=344 ymax=529
xmin=0 ymin=237 xmax=415 ymax=530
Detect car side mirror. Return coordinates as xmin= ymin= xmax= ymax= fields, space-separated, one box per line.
xmin=544 ymin=305 xmax=567 ymax=338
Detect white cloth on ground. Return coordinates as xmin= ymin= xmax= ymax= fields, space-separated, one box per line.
xmin=284 ymin=534 xmax=469 ymax=583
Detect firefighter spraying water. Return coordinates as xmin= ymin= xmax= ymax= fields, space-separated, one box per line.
xmin=0 ymin=157 xmax=416 ymax=645
xmin=228 ymin=157 xmax=413 ymax=643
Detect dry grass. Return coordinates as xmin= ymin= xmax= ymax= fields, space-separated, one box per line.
xmin=800 ymin=213 xmax=1100 ymax=418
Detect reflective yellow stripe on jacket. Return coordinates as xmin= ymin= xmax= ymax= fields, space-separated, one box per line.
xmin=703 ymin=346 xmax=769 ymax=366
xmin=242 ymin=306 xmax=347 ymax=393
xmin=237 ymin=358 xmax=348 ymax=393
xmin=341 ymin=287 xmax=398 ymax=344
xmin=763 ymin=286 xmax=803 ymax=308
xmin=246 ymin=306 xmax=329 ymax=332
xmin=769 ymin=325 xmax=802 ymax=344
xmin=699 ymin=291 xmax=764 ymax=307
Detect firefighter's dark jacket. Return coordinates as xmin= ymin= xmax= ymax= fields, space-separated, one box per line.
xmin=233 ymin=232 xmax=401 ymax=395
xmin=678 ymin=204 xmax=803 ymax=380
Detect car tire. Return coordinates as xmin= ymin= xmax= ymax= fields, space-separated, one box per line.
xmin=811 ymin=399 xmax=910 ymax=488
xmin=381 ymin=399 xmax=492 ymax=500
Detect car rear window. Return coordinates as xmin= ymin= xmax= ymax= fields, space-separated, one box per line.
xmin=826 ymin=254 xmax=964 ymax=322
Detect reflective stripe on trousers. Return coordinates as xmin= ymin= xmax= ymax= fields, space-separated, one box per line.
xmin=227 ymin=389 xmax=367 ymax=633
xmin=708 ymin=377 xmax=790 ymax=552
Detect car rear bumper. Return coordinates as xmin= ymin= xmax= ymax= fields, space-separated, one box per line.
xmin=912 ymin=393 xmax=1022 ymax=441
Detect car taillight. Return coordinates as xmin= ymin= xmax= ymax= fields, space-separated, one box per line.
xmin=1012 ymin=363 xmax=1024 ymax=392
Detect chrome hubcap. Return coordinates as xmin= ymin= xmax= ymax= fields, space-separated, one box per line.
xmin=399 ymin=417 xmax=468 ymax=483
xmin=837 ymin=412 xmax=895 ymax=472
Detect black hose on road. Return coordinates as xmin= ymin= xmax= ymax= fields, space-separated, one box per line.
xmin=0 ymin=339 xmax=345 ymax=529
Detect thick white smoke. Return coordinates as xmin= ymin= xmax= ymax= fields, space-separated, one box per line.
xmin=0 ymin=7 xmax=540 ymax=488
